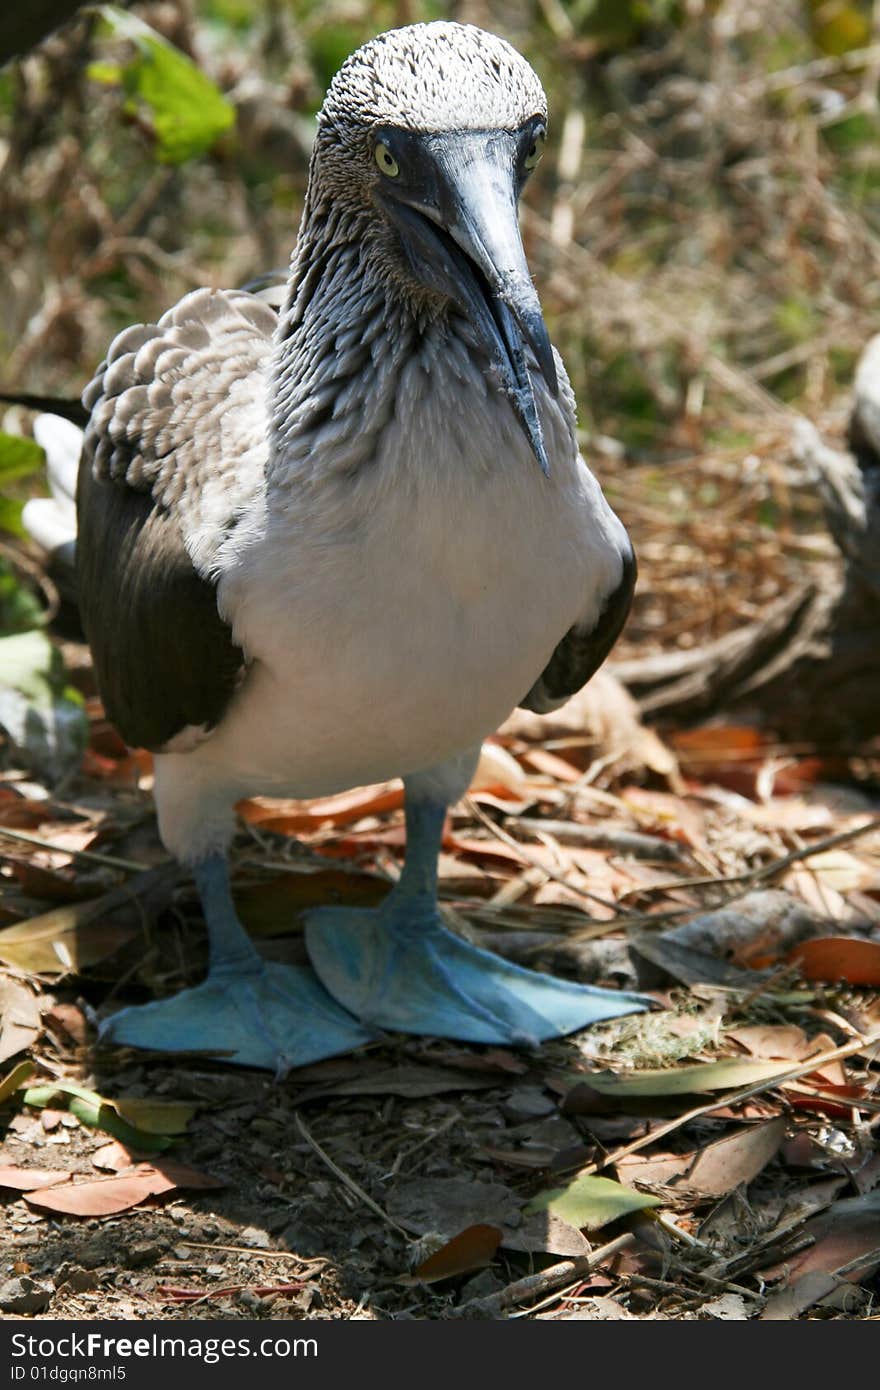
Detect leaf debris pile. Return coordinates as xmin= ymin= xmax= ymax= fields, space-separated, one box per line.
xmin=0 ymin=669 xmax=879 ymax=1321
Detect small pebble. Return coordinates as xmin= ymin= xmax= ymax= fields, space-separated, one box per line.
xmin=125 ymin=1241 xmax=164 ymax=1269
xmin=0 ymin=1276 xmax=53 ymax=1314
xmin=240 ymin=1225 xmax=271 ymax=1249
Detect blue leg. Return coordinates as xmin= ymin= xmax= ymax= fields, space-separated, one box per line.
xmin=100 ymin=854 xmax=373 ymax=1072
xmin=306 ymin=791 xmax=650 ymax=1046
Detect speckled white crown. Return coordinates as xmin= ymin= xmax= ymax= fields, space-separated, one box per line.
xmin=320 ymin=21 xmax=547 ymax=134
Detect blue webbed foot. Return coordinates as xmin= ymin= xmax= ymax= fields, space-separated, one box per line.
xmin=100 ymin=853 xmax=373 ymax=1073
xmin=99 ymin=960 xmax=373 ymax=1073
xmin=306 ymin=788 xmax=649 ymax=1047
xmin=306 ymin=902 xmax=648 ymax=1046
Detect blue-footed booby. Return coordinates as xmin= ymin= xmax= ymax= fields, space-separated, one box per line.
xmin=21 ymin=22 xmax=648 ymax=1069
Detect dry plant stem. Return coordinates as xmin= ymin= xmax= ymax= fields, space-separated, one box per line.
xmin=511 ymin=819 xmax=684 ymax=861
xmin=452 ymin=1232 xmax=636 ymax=1319
xmin=829 ymin=1247 xmax=880 ymax=1279
xmin=506 ymin=1279 xmax=584 ymax=1319
xmin=472 ymin=809 xmax=880 ymax=948
xmin=580 ymin=1028 xmax=880 ymax=1179
xmin=0 ymin=824 xmax=153 ymax=873
xmin=386 ymin=1110 xmax=461 ymax=1177
xmin=179 ymin=1241 xmax=327 ymax=1266
xmin=294 ymin=1112 xmax=408 ymax=1240
xmin=615 ymin=815 xmax=880 ymax=903
xmin=622 ymin=1273 xmax=702 ymax=1302
xmin=522 ymin=206 xmax=795 ymax=422
xmin=464 ymin=796 xmax=635 ymax=916
xmin=4 ymin=862 xmax=181 ymax=947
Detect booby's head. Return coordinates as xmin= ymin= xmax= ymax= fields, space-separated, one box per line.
xmin=313 ymin=22 xmax=556 ymax=474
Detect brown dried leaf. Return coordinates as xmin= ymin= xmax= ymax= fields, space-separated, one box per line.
xmin=0 ymin=866 xmax=177 ymax=974
xmin=0 ymin=1165 xmax=72 ymax=1191
xmin=617 ymin=1119 xmax=785 ymax=1199
xmin=24 ymin=1169 xmax=179 ymax=1216
xmin=711 ymin=1127 xmax=778 ymax=1196
xmin=0 ymin=791 xmax=56 ymax=829
xmin=388 ymin=1178 xmax=520 ymax=1240
xmin=766 ymin=1192 xmax=880 ymax=1283
xmin=470 ymin=743 xmax=528 ymax=798
xmin=620 ymin=787 xmax=707 ymax=851
xmin=0 ymin=974 xmax=40 ymax=1064
xmin=725 ymin=1024 xmax=810 ymax=1060
xmin=91 ymin=1141 xmax=149 ymax=1172
xmin=789 ymin=937 xmax=880 ymax=986
xmin=502 ymin=1212 xmax=591 ymax=1257
xmin=500 ymin=671 xmax=679 ymax=781
xmin=294 ymin=1062 xmax=498 ymax=1102
xmin=24 ymin=1158 xmax=223 ymax=1216
xmin=760 ymin=1271 xmax=841 ymax=1320
xmin=43 ymin=1003 xmax=88 ymax=1046
xmin=411 ymin=1224 xmax=502 ymax=1283
xmin=236 ymin=782 xmax=403 ymax=833
xmin=237 ymin=869 xmax=388 ymax=935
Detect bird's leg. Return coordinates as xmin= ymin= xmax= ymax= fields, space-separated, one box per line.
xmin=99 ymin=853 xmax=373 ymax=1073
xmin=306 ymin=781 xmax=649 ymax=1047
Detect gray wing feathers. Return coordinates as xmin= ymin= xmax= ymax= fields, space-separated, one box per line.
xmin=84 ymin=287 xmax=275 ymax=564
xmin=77 ymin=288 xmax=276 ymax=751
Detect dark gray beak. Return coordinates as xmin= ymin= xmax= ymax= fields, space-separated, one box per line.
xmin=377 ymin=129 xmax=556 ymax=475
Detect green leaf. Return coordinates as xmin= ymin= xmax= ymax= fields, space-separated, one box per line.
xmin=0 ymin=557 xmax=43 ymax=634
xmin=578 ymin=1058 xmax=797 ymax=1098
xmin=0 ymin=432 xmax=44 ymax=487
xmin=96 ymin=6 xmax=236 ymax=164
xmin=112 ymin=1098 xmax=198 ymax=1135
xmin=525 ymin=1173 xmax=660 ymax=1230
xmin=23 ymin=1082 xmax=173 ymax=1152
xmin=0 ymin=629 xmax=87 ymax=779
xmin=807 ymin=0 xmax=871 ymax=55
xmin=0 ymin=498 xmax=25 ymax=539
xmin=86 ymin=60 xmax=124 ymax=85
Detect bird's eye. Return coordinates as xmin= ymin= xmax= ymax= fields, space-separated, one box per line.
xmin=524 ymin=129 xmax=546 ymax=170
xmin=375 ymin=142 xmax=400 ymax=177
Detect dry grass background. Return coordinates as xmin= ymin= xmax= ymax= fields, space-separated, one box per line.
xmin=4 ymin=0 xmax=880 ymax=654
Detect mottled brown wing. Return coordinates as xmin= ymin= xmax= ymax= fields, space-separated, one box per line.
xmin=77 ymin=288 xmax=277 ymax=751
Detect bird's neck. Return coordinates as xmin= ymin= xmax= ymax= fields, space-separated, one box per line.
xmin=267 ymin=202 xmax=422 ymax=487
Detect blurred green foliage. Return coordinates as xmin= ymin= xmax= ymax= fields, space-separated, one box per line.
xmin=90 ymin=6 xmax=236 ymax=164
xmin=0 ymin=630 xmax=87 ymax=779
xmin=806 ymin=0 xmax=871 ymax=55
xmin=0 ymin=433 xmax=44 ymax=540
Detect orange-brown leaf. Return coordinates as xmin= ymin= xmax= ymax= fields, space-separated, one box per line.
xmin=24 ymin=1159 xmax=223 ymax=1217
xmin=0 ymin=1166 xmax=72 ymax=1191
xmin=789 ymin=937 xmax=880 ymax=986
xmin=412 ymin=1224 xmax=503 ymax=1283
xmin=237 ymin=783 xmax=404 ymax=833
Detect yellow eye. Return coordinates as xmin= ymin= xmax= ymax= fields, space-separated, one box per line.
xmin=524 ymin=129 xmax=546 ymax=170
xmin=375 ymin=142 xmax=400 ymax=177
